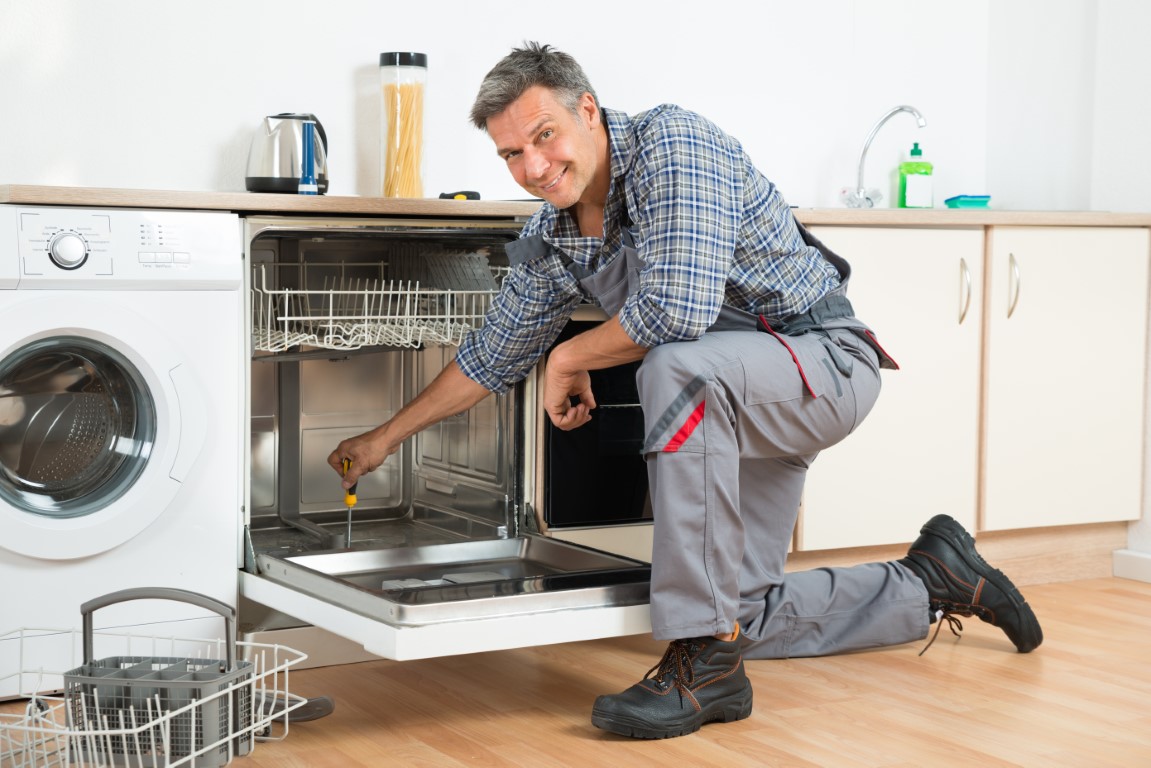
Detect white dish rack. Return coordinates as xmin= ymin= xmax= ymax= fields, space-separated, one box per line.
xmin=251 ymin=257 xmax=508 ymax=353
xmin=0 ymin=590 xmax=308 ymax=768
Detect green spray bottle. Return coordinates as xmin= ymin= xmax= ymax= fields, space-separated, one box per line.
xmin=898 ymin=142 xmax=933 ymax=208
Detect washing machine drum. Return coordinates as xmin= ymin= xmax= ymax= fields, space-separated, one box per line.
xmin=0 ymin=337 xmax=156 ymax=518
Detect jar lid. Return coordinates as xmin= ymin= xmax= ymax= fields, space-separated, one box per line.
xmin=380 ymin=52 xmax=427 ymax=68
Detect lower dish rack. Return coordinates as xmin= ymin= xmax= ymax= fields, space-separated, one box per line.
xmin=0 ymin=589 xmax=308 ymax=768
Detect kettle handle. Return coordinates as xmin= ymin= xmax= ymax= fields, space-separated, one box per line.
xmin=273 ymin=112 xmax=327 ymax=151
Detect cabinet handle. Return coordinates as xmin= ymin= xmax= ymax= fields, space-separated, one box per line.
xmin=959 ymin=257 xmax=973 ymax=325
xmin=1007 ymin=252 xmax=1022 ymax=319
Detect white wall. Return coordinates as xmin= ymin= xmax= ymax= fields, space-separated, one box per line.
xmin=1091 ymin=1 xmax=1151 ymax=213
xmin=3 ymin=0 xmax=1147 ymax=211
xmin=987 ymin=0 xmax=1097 ymax=211
xmin=3 ymin=0 xmax=1151 ymax=555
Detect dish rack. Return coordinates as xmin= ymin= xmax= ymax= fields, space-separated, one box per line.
xmin=251 ymin=254 xmax=509 ymax=353
xmin=0 ymin=588 xmax=308 ymax=768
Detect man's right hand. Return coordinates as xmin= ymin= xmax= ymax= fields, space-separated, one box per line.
xmin=325 ymin=360 xmax=494 ymax=490
xmin=328 ymin=426 xmax=395 ymax=489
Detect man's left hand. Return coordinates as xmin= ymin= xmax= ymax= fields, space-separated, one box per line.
xmin=544 ymin=364 xmax=596 ymax=430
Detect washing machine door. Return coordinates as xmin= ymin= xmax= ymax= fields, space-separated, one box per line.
xmin=0 ymin=298 xmax=202 ymax=560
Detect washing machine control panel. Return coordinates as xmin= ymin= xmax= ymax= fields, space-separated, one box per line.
xmin=9 ymin=206 xmax=241 ymax=289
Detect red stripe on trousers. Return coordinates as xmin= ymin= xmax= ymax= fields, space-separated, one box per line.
xmin=663 ymin=400 xmax=706 ymax=452
xmin=759 ymin=316 xmax=818 ymax=398
xmin=863 ymin=329 xmax=900 ymax=369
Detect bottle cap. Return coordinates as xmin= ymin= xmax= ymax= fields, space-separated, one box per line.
xmin=380 ymin=52 xmax=427 ymax=68
xmin=910 ymin=142 xmax=923 ymax=157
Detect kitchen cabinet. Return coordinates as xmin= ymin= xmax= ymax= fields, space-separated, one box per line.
xmin=801 ymin=226 xmax=985 ymax=549
xmin=982 ymin=227 xmax=1150 ymax=530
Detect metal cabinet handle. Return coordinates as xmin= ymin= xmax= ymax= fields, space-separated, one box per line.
xmin=1007 ymin=252 xmax=1022 ymax=318
xmin=959 ymin=257 xmax=973 ymax=325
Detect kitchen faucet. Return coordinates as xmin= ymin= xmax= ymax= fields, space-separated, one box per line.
xmin=841 ymin=105 xmax=927 ymax=208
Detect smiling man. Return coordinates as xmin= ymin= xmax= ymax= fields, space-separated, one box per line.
xmin=330 ymin=42 xmax=1042 ymax=740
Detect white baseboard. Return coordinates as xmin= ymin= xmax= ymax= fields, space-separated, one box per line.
xmin=1113 ymin=549 xmax=1151 ymax=583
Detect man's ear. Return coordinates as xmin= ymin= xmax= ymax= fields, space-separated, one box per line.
xmin=579 ymin=92 xmax=600 ymax=128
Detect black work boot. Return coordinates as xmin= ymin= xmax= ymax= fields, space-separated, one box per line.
xmin=590 ymin=626 xmax=753 ymax=739
xmin=899 ymin=514 xmax=1043 ymax=653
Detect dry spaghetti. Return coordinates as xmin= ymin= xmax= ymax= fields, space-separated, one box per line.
xmin=382 ymin=81 xmax=424 ymax=197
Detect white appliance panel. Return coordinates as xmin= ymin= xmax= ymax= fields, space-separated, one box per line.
xmin=0 ymin=206 xmax=245 ymax=699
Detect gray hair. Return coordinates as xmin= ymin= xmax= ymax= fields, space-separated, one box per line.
xmin=470 ymin=42 xmax=598 ymax=130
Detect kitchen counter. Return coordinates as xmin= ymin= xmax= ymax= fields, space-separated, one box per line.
xmin=3 ymin=185 xmax=1150 ymax=226
xmin=0 ymin=185 xmax=541 ymax=219
xmin=792 ymin=207 xmax=1151 ymax=227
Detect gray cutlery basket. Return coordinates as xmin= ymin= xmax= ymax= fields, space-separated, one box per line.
xmin=63 ymin=588 xmax=253 ymax=767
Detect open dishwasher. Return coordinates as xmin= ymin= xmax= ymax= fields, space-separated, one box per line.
xmin=238 ymin=214 xmax=652 ymax=661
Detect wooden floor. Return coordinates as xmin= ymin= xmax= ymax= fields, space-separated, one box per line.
xmin=236 ymin=577 xmax=1151 ymax=767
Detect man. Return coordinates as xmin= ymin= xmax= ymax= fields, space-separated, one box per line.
xmin=330 ymin=42 xmax=1042 ymax=740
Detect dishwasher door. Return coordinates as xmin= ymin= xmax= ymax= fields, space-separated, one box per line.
xmin=243 ymin=536 xmax=651 ymax=660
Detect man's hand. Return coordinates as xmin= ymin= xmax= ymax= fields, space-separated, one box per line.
xmin=544 ymin=365 xmax=596 ymax=430
xmin=328 ymin=426 xmax=395 ymax=489
xmin=326 ymin=360 xmax=491 ymax=489
xmin=544 ymin=316 xmax=650 ymax=431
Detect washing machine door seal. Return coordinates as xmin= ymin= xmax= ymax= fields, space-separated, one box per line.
xmin=0 ymin=295 xmax=204 ymax=560
xmin=0 ymin=336 xmax=156 ymax=518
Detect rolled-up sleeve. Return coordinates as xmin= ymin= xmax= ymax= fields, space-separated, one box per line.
xmin=455 ymin=250 xmax=582 ymax=393
xmin=616 ymin=113 xmax=743 ymax=347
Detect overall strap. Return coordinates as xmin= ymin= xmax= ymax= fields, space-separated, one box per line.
xmin=505 ymin=232 xmax=595 ymax=281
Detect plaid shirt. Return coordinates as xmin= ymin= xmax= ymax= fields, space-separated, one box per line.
xmin=455 ymin=104 xmax=840 ymax=392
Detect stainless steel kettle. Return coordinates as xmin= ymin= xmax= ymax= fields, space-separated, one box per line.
xmin=245 ymin=113 xmax=329 ymax=194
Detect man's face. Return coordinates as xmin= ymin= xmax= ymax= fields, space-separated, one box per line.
xmin=487 ymin=85 xmax=601 ymax=210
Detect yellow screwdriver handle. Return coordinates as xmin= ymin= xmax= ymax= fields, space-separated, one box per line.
xmin=341 ymin=458 xmax=358 ymax=507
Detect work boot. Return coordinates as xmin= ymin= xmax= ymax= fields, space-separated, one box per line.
xmin=590 ymin=626 xmax=753 ymax=739
xmin=899 ymin=514 xmax=1043 ymax=653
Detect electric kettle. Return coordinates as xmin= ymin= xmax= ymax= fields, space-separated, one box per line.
xmin=245 ymin=113 xmax=329 ymax=194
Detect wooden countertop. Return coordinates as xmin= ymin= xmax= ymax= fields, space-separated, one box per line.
xmin=3 ymin=184 xmax=1149 ymax=227
xmin=0 ymin=185 xmax=541 ymax=219
xmin=792 ymin=207 xmax=1151 ymax=227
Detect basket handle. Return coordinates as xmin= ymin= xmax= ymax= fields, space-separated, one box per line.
xmin=81 ymin=588 xmax=238 ymax=669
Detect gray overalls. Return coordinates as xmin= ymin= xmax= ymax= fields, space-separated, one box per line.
xmin=507 ymin=225 xmax=930 ymax=658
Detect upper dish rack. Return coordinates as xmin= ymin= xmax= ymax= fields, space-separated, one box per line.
xmin=251 ymin=252 xmax=508 ymax=353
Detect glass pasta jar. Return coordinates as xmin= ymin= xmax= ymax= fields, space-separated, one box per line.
xmin=379 ymin=51 xmax=427 ymax=198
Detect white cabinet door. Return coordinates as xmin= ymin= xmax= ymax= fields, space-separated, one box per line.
xmin=801 ymin=227 xmax=984 ymax=549
xmin=983 ymin=227 xmax=1149 ymax=530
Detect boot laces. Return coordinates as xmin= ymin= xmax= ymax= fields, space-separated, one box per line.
xmin=917 ymin=608 xmax=965 ymax=656
xmin=646 ymin=639 xmax=700 ymax=692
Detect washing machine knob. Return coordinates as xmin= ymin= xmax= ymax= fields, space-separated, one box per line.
xmin=48 ymin=231 xmax=89 ymax=269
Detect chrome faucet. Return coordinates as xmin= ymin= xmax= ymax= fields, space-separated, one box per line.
xmin=841 ymin=105 xmax=927 ymax=208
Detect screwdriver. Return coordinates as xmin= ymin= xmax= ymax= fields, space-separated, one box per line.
xmin=341 ymin=458 xmax=358 ymax=546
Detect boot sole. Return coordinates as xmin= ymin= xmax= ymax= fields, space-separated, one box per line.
xmin=591 ymin=684 xmax=753 ymax=739
xmin=919 ymin=514 xmax=1043 ymax=652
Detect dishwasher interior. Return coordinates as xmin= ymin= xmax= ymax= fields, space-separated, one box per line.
xmin=243 ymin=219 xmax=649 ymax=630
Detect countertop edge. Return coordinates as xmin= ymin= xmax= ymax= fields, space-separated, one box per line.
xmin=791 ymin=207 xmax=1151 ymax=227
xmin=0 ymin=185 xmax=542 ymax=218
xmin=2 ymin=185 xmax=1149 ymax=226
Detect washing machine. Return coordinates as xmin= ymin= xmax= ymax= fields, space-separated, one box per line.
xmin=0 ymin=205 xmax=245 ymax=698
